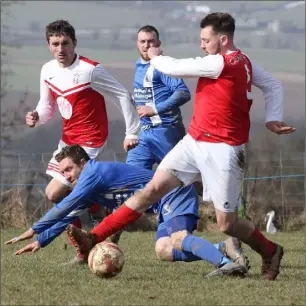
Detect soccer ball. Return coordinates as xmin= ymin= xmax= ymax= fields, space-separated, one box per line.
xmin=88 ymin=241 xmax=125 ymax=278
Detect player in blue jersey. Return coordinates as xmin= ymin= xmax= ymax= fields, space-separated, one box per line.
xmin=126 ymin=25 xmax=190 ymax=169
xmin=6 ymin=145 xmax=249 ymax=278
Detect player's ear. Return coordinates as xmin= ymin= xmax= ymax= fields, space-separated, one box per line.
xmin=80 ymin=158 xmax=86 ymax=168
xmin=74 ymin=39 xmax=77 ymax=48
xmin=157 ymin=40 xmax=161 ymax=47
xmin=219 ymin=35 xmax=228 ymax=47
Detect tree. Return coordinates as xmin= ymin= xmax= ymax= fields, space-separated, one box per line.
xmin=1 ymin=1 xmax=31 ymax=149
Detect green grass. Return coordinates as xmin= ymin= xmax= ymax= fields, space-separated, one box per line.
xmin=1 ymin=230 xmax=305 ymax=305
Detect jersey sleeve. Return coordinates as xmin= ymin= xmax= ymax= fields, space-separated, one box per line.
xmin=90 ymin=65 xmax=140 ymax=139
xmin=150 ymin=54 xmax=224 ymax=79
xmin=251 ymin=60 xmax=284 ymax=123
xmin=35 ymin=65 xmax=57 ymax=125
xmin=155 ymin=72 xmax=191 ymax=114
xmin=32 ymin=170 xmax=102 ymax=247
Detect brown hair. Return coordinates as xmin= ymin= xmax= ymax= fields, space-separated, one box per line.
xmin=138 ymin=25 xmax=160 ymax=40
xmin=200 ymin=13 xmax=235 ymax=38
xmin=55 ymin=144 xmax=90 ymax=164
xmin=45 ymin=19 xmax=76 ymax=42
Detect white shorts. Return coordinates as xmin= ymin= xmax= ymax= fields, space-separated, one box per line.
xmin=158 ymin=134 xmax=245 ymax=212
xmin=46 ymin=140 xmax=106 ymax=188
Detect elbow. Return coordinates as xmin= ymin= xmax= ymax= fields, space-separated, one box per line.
xmin=177 ymin=90 xmax=191 ymax=103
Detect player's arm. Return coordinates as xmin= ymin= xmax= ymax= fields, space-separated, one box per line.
xmin=6 ymin=172 xmax=101 ymax=254
xmin=156 ymin=73 xmax=191 ymax=114
xmin=149 ymin=53 xmax=224 ymax=79
xmin=32 ymin=65 xmax=57 ymax=126
xmin=90 ymin=65 xmax=140 ymax=140
xmin=251 ymin=61 xmax=295 ymax=135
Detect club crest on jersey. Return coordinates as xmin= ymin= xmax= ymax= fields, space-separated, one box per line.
xmin=72 ymin=73 xmax=80 ymax=84
xmin=56 ymin=96 xmax=72 ymax=119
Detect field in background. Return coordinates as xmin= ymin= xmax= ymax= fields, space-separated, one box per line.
xmin=1 ymin=230 xmax=305 ymax=305
xmin=4 ymin=1 xmax=305 ymax=29
xmin=5 ymin=44 xmax=306 ymax=93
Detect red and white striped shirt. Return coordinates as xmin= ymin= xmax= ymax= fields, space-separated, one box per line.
xmin=150 ymin=50 xmax=284 ymax=146
xmin=36 ymin=55 xmax=140 ymax=147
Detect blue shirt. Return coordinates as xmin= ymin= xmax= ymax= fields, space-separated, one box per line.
xmin=133 ymin=58 xmax=190 ymax=127
xmin=32 ymin=160 xmax=155 ymax=247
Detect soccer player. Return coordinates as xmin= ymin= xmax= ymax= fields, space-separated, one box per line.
xmin=66 ymin=13 xmax=295 ymax=280
xmin=5 ymin=145 xmax=249 ymax=278
xmin=126 ymin=25 xmax=190 ymax=169
xmin=25 ymin=20 xmax=140 ymax=253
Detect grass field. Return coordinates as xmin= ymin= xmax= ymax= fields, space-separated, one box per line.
xmin=1 ymin=230 xmax=305 ymax=305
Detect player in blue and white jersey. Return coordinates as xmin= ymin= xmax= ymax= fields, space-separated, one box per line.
xmin=6 ymin=145 xmax=248 ymax=277
xmin=126 ymin=25 xmax=190 ymax=169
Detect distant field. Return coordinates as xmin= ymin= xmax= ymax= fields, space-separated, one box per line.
xmin=4 ymin=44 xmax=305 ymax=93
xmin=3 ymin=1 xmax=163 ymax=30
xmin=4 ymin=1 xmax=305 ymax=29
xmin=1 ymin=229 xmax=305 ymax=305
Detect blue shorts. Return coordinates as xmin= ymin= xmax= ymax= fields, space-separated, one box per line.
xmin=156 ymin=214 xmax=198 ymax=240
xmin=126 ymin=124 xmax=185 ymax=170
xmin=155 ymin=184 xmax=199 ymax=240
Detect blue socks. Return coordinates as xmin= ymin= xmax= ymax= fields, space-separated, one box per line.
xmin=172 ymin=249 xmax=201 ymax=262
xmin=172 ymin=235 xmax=231 ymax=267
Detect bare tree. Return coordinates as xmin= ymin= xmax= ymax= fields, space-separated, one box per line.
xmin=1 ymin=1 xmax=31 ymax=149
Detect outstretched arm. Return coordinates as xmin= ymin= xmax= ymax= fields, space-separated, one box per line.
xmin=6 ymin=171 xmax=102 ymax=254
xmin=148 ymin=47 xmax=224 ymax=79
xmin=91 ymin=65 xmax=140 ymax=147
xmin=251 ymin=60 xmax=295 ymax=135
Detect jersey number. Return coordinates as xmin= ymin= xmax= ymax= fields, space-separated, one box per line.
xmin=244 ymin=64 xmax=252 ymax=100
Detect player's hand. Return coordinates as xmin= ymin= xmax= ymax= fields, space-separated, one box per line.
xmin=25 ymin=111 xmax=39 ymax=128
xmin=5 ymin=228 xmax=36 ymax=245
xmin=147 ymin=46 xmax=163 ymax=59
xmin=137 ymin=106 xmax=157 ymax=118
xmin=266 ymin=121 xmax=296 ymax=135
xmin=123 ymin=138 xmax=138 ymax=152
xmin=14 ymin=241 xmax=41 ymax=255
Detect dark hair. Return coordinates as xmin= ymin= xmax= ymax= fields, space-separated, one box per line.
xmin=200 ymin=13 xmax=235 ymax=38
xmin=45 ymin=19 xmax=76 ymax=43
xmin=137 ymin=25 xmax=159 ymax=40
xmin=55 ymin=144 xmax=90 ymax=164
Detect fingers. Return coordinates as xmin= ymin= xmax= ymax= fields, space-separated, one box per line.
xmin=25 ymin=111 xmax=39 ymax=127
xmin=15 ymin=246 xmax=31 ymax=255
xmin=278 ymin=127 xmax=296 ymax=134
xmin=5 ymin=237 xmax=20 ymax=245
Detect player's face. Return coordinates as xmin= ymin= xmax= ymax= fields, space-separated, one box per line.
xmin=137 ymin=31 xmax=160 ymax=61
xmin=58 ymin=157 xmax=86 ymax=186
xmin=48 ymin=35 xmax=77 ymax=67
xmin=200 ymin=26 xmax=228 ymax=55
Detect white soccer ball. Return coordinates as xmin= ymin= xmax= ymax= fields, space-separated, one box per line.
xmin=88 ymin=241 xmax=125 ymax=278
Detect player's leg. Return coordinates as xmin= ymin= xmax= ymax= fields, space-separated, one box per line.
xmin=165 ymin=216 xmax=247 ymax=277
xmin=126 ymin=131 xmax=155 ymax=169
xmin=67 ymin=134 xmax=201 ymax=255
xmin=149 ymin=124 xmax=185 ymax=165
xmin=198 ymin=142 xmax=283 ymax=280
xmin=159 ymin=185 xmax=247 ymax=276
xmin=155 ymin=221 xmax=201 ymax=262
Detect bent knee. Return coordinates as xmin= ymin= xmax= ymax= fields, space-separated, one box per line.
xmin=155 ymin=238 xmax=173 ymax=262
xmin=218 ymin=221 xmax=235 ymax=235
xmin=45 ymin=184 xmax=70 ymax=203
xmin=170 ymin=230 xmax=188 ymax=251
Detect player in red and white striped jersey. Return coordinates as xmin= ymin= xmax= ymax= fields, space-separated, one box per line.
xmin=68 ymin=13 xmax=295 ymax=279
xmin=25 ymin=20 xmax=139 ymax=257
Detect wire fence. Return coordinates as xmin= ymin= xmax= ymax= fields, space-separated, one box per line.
xmin=1 ymin=151 xmax=305 ymax=228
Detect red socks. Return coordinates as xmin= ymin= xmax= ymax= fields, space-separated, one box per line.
xmin=247 ymin=228 xmax=277 ymax=258
xmin=91 ymin=204 xmax=142 ymax=243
